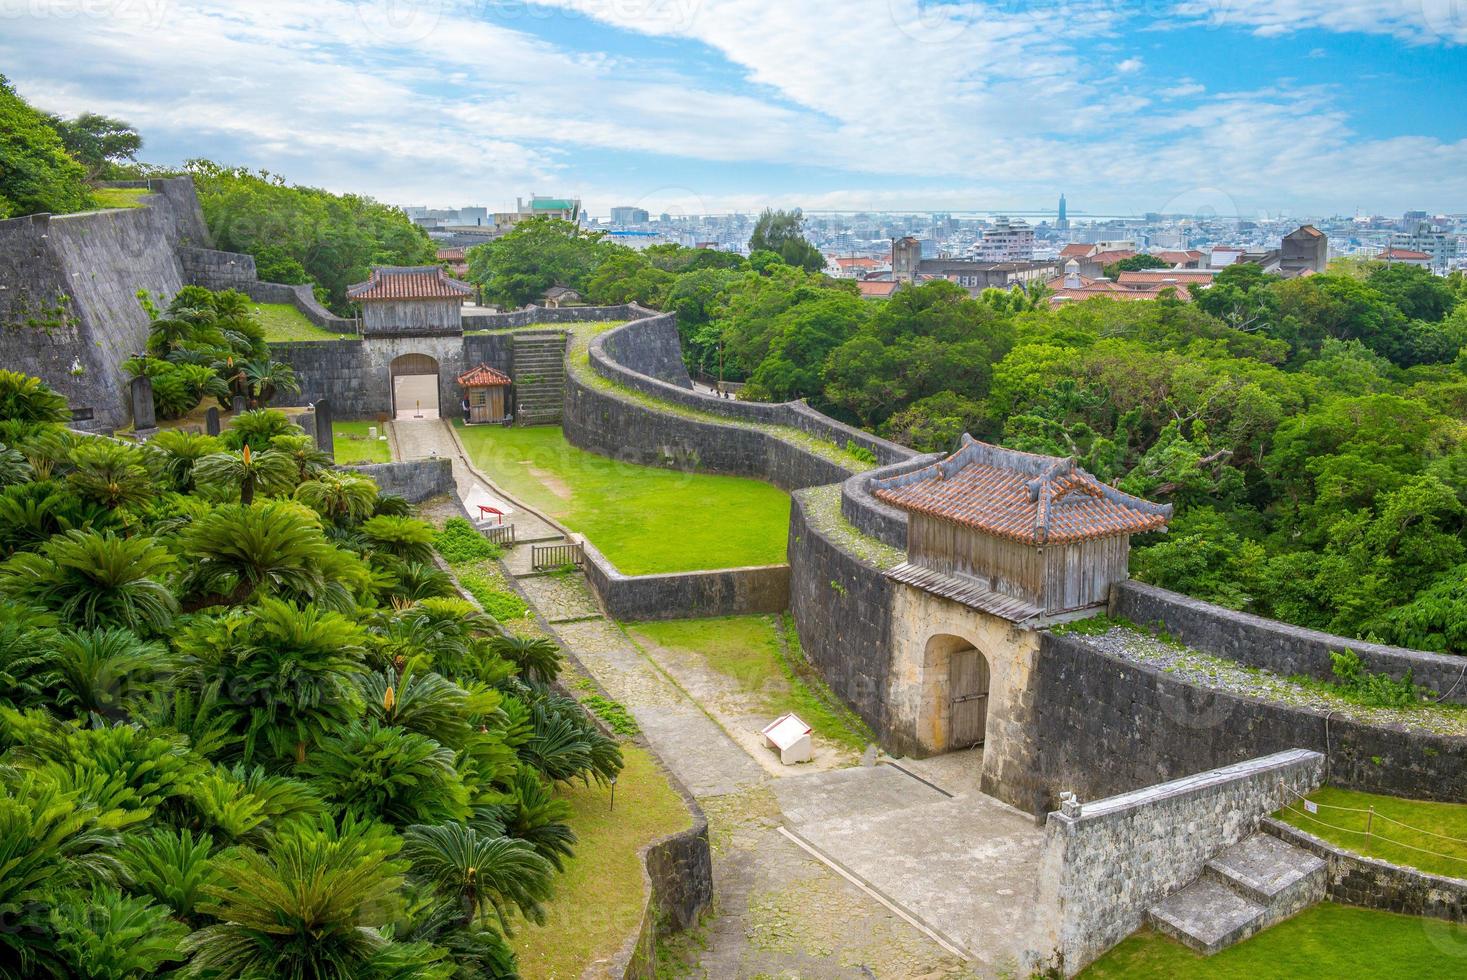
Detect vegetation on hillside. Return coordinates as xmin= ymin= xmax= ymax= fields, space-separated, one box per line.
xmin=0 ymin=74 xmax=96 ymax=217
xmin=0 ymin=372 xmax=625 ymax=978
xmin=476 ymin=223 xmax=1467 ymax=653
xmin=123 ymin=286 xmax=301 ymax=420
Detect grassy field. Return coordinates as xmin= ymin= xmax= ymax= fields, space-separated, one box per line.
xmin=92 ymin=186 xmax=150 ymax=209
xmin=1083 ymin=903 xmax=1467 ymax=978
xmin=1276 ymin=786 xmax=1467 ymax=879
xmin=454 ymin=422 xmax=790 ymax=575
xmin=332 ymin=420 xmax=391 ymax=464
xmin=511 ymin=745 xmax=691 ymax=978
xmin=253 ymin=302 xmax=342 ymax=342
xmin=626 ymin=614 xmax=871 ymax=753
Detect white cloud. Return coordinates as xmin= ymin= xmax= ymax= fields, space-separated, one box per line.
xmin=1170 ymin=0 xmax=1467 ymax=46
xmin=0 ymin=0 xmax=1461 ymax=214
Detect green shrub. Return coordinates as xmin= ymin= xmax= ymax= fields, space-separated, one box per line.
xmin=844 ymin=440 xmax=877 ymax=465
xmin=458 ymin=571 xmax=528 ymax=622
xmin=433 ymin=517 xmax=502 ymax=564
xmin=1330 ymin=649 xmax=1420 ymax=709
xmin=583 ymin=694 xmax=640 ymax=737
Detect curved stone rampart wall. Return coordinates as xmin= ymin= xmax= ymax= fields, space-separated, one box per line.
xmin=1113 ymin=581 xmax=1467 ymax=705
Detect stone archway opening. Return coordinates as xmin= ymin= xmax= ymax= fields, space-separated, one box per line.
xmin=390 ymin=353 xmax=440 ymax=420
xmin=923 ymin=633 xmax=991 ymax=752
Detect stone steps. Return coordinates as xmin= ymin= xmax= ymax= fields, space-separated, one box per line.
xmin=511 ymin=334 xmax=568 ymax=425
xmin=1146 ymin=832 xmax=1326 ymax=955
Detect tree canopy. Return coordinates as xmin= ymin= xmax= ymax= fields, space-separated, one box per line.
xmin=0 ymin=74 xmax=93 ymax=218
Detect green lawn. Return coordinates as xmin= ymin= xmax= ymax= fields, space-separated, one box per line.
xmin=511 ymin=745 xmax=691 ymax=978
xmin=91 ymin=186 xmax=150 ymax=209
xmin=626 ymin=614 xmax=872 ymax=753
xmin=332 ymin=421 xmax=391 ymax=464
xmin=253 ymin=302 xmax=342 ymax=342
xmin=1276 ymin=786 xmax=1467 ymax=879
xmin=454 ymin=422 xmax=791 ymax=575
xmin=1083 ymin=903 xmax=1467 ymax=978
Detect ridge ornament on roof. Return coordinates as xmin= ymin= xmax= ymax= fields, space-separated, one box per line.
xmin=871 ymin=434 xmax=1172 ymax=546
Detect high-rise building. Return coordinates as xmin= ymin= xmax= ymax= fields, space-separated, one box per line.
xmin=610 ymin=206 xmax=650 ymax=225
xmin=1057 ymin=194 xmax=1069 ymax=231
xmin=1392 ymin=221 xmax=1456 ymax=270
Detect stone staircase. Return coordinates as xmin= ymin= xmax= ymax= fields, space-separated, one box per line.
xmin=512 ymin=331 xmax=568 ymax=425
xmin=1147 ymin=833 xmax=1327 ymax=955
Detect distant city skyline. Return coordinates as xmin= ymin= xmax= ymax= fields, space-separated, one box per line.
xmin=4 ymin=1 xmax=1465 ymax=215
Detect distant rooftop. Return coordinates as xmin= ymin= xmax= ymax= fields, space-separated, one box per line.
xmin=871 ymin=436 xmax=1172 ymax=545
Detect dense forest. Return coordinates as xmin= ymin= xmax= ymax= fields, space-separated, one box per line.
xmin=0 ymin=294 xmax=614 ymax=977
xmin=472 ymin=218 xmax=1467 ymax=655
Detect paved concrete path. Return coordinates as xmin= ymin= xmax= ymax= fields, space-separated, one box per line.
xmin=400 ymin=417 xmax=1037 ymax=978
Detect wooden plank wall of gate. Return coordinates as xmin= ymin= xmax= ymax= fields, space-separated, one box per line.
xmin=532 ymin=541 xmax=584 ymax=569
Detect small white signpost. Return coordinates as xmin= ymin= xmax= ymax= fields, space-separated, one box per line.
xmin=762 ymin=712 xmax=814 ymax=765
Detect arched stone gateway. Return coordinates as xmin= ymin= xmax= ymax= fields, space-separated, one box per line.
xmin=920 ymin=633 xmax=991 ymax=750
xmin=390 ymin=352 xmax=440 ymax=419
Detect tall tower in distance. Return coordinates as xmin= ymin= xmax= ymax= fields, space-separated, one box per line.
xmin=1057 ymin=193 xmax=1069 ymax=231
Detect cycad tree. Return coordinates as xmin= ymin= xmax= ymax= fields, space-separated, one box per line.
xmin=295 ymin=470 xmax=379 ymax=524
xmin=193 ymin=444 xmax=297 ymax=504
xmin=179 ymin=501 xmax=362 ymax=609
xmin=403 ymin=821 xmax=554 ymax=930
xmin=0 ymin=529 xmax=177 ymax=633
xmin=49 ymin=627 xmax=177 ymax=720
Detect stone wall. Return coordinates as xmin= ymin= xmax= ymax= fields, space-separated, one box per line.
xmin=1031 ymin=632 xmax=1467 ymax=805
xmin=580 ymin=538 xmax=790 ymax=622
xmin=601 ymin=311 xmax=694 ymax=388
xmin=840 ymin=453 xmax=942 ymax=549
xmin=1113 ymin=581 xmax=1467 ymax=705
xmin=178 ymin=246 xmax=258 ymax=290
xmin=1031 ymin=749 xmax=1325 ymax=975
xmin=786 ymin=490 xmax=896 ymax=734
xmin=585 ymin=313 xmax=913 ymax=468
xmin=0 ymin=177 xmax=211 ymax=429
xmin=1263 ymin=817 xmax=1467 ymax=923
xmin=340 ymin=458 xmax=454 ymax=502
xmin=461 ymin=303 xmax=639 ymax=331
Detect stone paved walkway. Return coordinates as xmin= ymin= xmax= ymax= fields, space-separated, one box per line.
xmin=399 ymin=418 xmax=1039 ymax=978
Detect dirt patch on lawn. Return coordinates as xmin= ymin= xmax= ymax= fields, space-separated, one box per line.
xmin=521 ymin=460 xmax=574 ymax=501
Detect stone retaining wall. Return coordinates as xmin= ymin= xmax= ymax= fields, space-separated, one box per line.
xmin=178 ymin=246 xmax=258 ymax=290
xmin=1263 ymin=817 xmax=1467 ymax=923
xmin=461 ymin=303 xmax=639 ymax=330
xmin=1031 ymin=749 xmax=1325 ymax=975
xmin=0 ymin=177 xmax=211 ymax=429
xmin=786 ymin=490 xmax=896 ymax=733
xmin=839 ymin=452 xmax=942 ymax=549
xmin=580 ymin=538 xmax=790 ymax=622
xmin=341 ymin=458 xmax=454 ymax=502
xmin=585 ymin=313 xmax=913 ymax=468
xmin=1113 ymin=581 xmax=1467 ymax=705
xmin=241 ymin=279 xmax=357 ymax=332
xmin=1030 ymin=632 xmax=1467 ymax=805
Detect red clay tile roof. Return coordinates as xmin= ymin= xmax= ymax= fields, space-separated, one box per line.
xmin=858 ymin=280 xmax=899 ymax=297
xmin=1378 ymin=247 xmax=1431 ymax=260
xmin=871 ymin=436 xmax=1172 ymax=545
xmin=456 ymin=363 xmax=511 ymax=387
xmin=1060 ymin=243 xmax=1095 ymax=259
xmin=347 ymin=266 xmax=474 ymax=302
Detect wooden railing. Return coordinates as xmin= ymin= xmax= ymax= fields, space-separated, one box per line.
xmin=532 ymin=541 xmax=584 ymax=570
xmin=483 ymin=523 xmax=516 ymax=547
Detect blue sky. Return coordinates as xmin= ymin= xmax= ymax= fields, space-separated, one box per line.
xmin=3 ymin=0 xmax=1464 ymax=218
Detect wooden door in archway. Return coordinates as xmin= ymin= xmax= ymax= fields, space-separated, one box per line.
xmin=390 ymin=353 xmax=440 ymax=420
xmin=949 ymin=646 xmax=990 ymax=748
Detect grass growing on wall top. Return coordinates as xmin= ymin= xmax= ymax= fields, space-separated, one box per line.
xmin=1275 ymin=786 xmax=1467 ymax=879
xmin=510 ymin=744 xmax=690 ymax=978
xmin=626 ymin=613 xmax=872 ymax=754
xmin=331 ymin=420 xmax=391 ymax=464
xmin=253 ymin=302 xmax=342 ymax=342
xmin=1082 ymin=903 xmax=1467 ymax=978
xmin=454 ymin=421 xmax=790 ymax=575
xmin=91 ymin=186 xmax=150 ymax=209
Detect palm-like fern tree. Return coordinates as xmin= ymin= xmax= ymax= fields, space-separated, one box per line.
xmin=0 ymin=442 xmax=32 ymax=487
xmin=181 ymin=818 xmax=446 ymax=979
xmin=361 ymin=514 xmax=437 ymax=563
xmin=149 ymin=430 xmax=224 ymax=492
xmin=403 ymin=821 xmax=555 ymax=930
xmin=243 ymin=358 xmax=300 ymax=407
xmin=0 ymin=369 xmax=70 ymax=425
xmin=49 ymin=886 xmax=188 ymax=979
xmin=220 ymin=408 xmax=300 ymax=451
xmin=295 ymin=470 xmax=379 ymax=524
xmin=490 ymin=634 xmax=563 ymax=685
xmin=49 ymin=627 xmax=178 ymax=720
xmin=0 ymin=529 xmax=177 ymax=633
xmin=178 ymin=501 xmax=342 ymax=608
xmin=193 ymin=444 xmax=298 ymax=504
xmin=269 ymin=433 xmax=332 ymax=482
xmin=301 ymin=720 xmax=470 ymax=828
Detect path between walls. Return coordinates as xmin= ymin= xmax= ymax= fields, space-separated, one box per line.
xmin=392 ymin=418 xmax=1023 ymax=978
